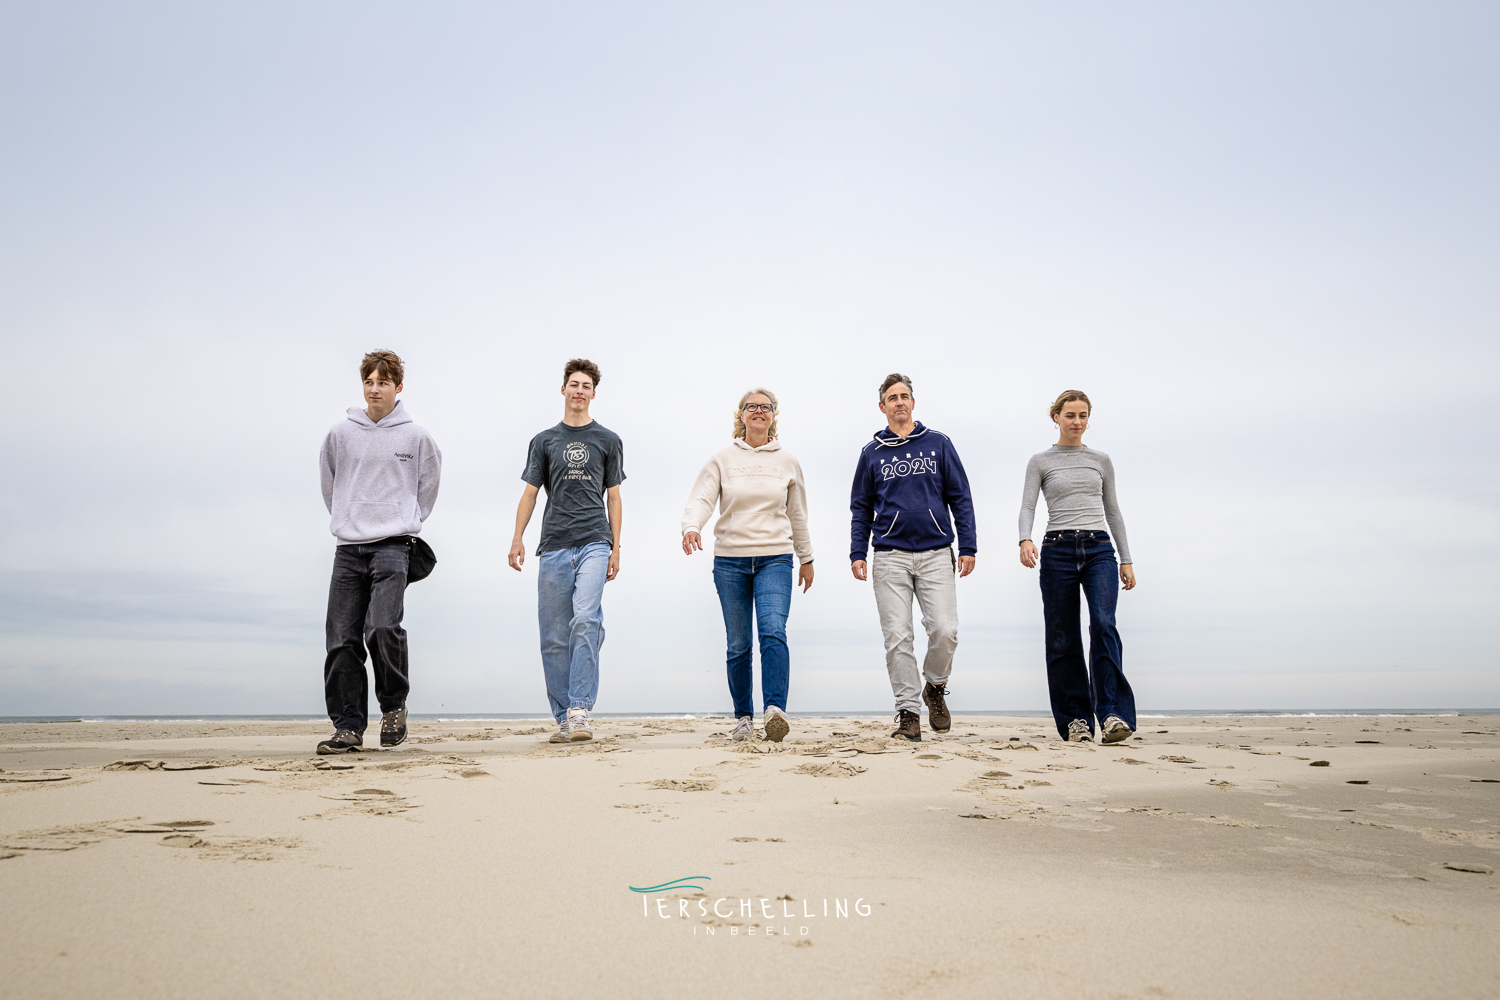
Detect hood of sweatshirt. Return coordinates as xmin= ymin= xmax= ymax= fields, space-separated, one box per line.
xmin=345 ymin=399 xmax=414 ymax=429
xmin=731 ymin=437 xmax=783 ymax=453
xmin=871 ymin=421 xmax=928 ymax=448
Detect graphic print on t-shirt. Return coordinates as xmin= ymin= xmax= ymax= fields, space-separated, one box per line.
xmin=564 ymin=442 xmax=590 ymax=475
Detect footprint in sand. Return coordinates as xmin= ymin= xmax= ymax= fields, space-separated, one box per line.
xmin=160 ymin=834 xmax=205 ymax=848
xmin=785 ymin=762 xmax=867 ymax=778
xmin=648 ymin=778 xmax=719 ymax=791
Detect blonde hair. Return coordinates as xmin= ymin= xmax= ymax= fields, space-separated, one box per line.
xmin=1049 ymin=390 xmax=1092 ymax=420
xmin=732 ymin=388 xmax=780 ymax=440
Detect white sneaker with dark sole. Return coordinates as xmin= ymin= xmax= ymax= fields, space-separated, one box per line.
xmin=1066 ymin=718 xmax=1093 ymax=743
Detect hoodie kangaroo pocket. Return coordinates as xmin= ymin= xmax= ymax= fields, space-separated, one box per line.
xmin=345 ymin=501 xmax=402 ymax=536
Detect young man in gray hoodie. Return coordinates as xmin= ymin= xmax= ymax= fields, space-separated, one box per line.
xmin=316 ymin=351 xmax=442 ymax=754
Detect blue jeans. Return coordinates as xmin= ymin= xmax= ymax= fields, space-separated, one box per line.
xmin=538 ymin=541 xmax=611 ymax=722
xmin=324 ymin=538 xmax=410 ymax=733
xmin=1039 ymin=530 xmax=1135 ymax=739
xmin=712 ymin=555 xmax=793 ymax=718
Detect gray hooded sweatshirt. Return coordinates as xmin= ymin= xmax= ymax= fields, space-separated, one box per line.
xmin=320 ymin=401 xmax=442 ymax=544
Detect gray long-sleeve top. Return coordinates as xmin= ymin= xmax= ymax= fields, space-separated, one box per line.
xmin=1017 ymin=445 xmax=1132 ymax=564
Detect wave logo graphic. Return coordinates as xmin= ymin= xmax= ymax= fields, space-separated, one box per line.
xmin=630 ymin=876 xmax=712 ymax=894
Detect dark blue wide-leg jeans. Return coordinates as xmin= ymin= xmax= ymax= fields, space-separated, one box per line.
xmin=324 ymin=539 xmax=411 ymax=733
xmin=1039 ymin=530 xmax=1134 ymax=740
xmin=712 ymin=554 xmax=794 ymax=719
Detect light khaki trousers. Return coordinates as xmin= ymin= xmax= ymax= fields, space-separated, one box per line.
xmin=872 ymin=547 xmax=958 ymax=713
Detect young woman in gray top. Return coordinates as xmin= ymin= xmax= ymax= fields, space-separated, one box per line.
xmin=1018 ymin=390 xmax=1137 ymax=744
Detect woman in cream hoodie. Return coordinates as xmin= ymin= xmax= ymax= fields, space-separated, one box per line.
xmin=682 ymin=388 xmax=814 ymax=742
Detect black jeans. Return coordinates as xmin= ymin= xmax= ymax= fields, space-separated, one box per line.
xmin=1039 ymin=529 xmax=1134 ymax=740
xmin=324 ymin=538 xmax=411 ymax=733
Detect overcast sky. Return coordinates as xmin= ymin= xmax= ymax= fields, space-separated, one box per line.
xmin=2 ymin=2 xmax=1497 ymax=716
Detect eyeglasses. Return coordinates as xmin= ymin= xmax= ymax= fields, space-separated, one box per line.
xmin=742 ymin=403 xmax=775 ymax=414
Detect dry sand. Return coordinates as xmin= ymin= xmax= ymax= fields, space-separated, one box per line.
xmin=2 ymin=714 xmax=1497 ymax=999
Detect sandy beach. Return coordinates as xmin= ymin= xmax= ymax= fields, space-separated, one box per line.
xmin=2 ymin=714 xmax=1496 ymax=999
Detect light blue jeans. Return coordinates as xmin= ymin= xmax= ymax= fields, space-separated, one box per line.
xmin=538 ymin=541 xmax=611 ymax=722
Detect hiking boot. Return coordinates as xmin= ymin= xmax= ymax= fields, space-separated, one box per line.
xmin=1066 ymin=719 xmax=1093 ymax=743
xmin=316 ymin=729 xmax=363 ymax=754
xmin=1101 ymin=715 xmax=1133 ymax=744
xmin=380 ymin=705 xmax=408 ymax=747
xmin=891 ymin=709 xmax=922 ymax=742
xmin=548 ymin=718 xmax=572 ymax=743
xmin=730 ymin=717 xmax=755 ymax=742
xmin=923 ymin=682 xmax=951 ymax=733
xmin=763 ymin=706 xmax=790 ymax=743
xmin=566 ymin=707 xmax=593 ymax=742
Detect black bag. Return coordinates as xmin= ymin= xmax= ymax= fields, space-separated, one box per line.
xmin=407 ymin=536 xmax=437 ymax=583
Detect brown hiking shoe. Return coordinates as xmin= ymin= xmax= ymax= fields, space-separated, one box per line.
xmin=923 ymin=682 xmax=951 ymax=733
xmin=891 ymin=709 xmax=922 ymax=742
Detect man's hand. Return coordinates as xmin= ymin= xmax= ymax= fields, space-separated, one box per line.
xmin=799 ymin=562 xmax=814 ymax=592
xmin=510 ymin=484 xmax=540 ymax=572
xmin=607 ymin=548 xmax=620 ymax=581
xmin=851 ymin=559 xmax=868 ymax=581
xmin=683 ymin=531 xmax=702 ymax=556
xmin=1120 ymin=564 xmax=1136 ymax=591
xmin=1019 ymin=540 xmax=1038 ymax=569
xmin=958 ymin=555 xmax=975 ymax=578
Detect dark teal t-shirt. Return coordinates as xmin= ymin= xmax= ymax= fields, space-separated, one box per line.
xmin=521 ymin=420 xmax=626 ymax=554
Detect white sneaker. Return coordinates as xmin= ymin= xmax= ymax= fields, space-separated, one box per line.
xmin=566 ymin=707 xmax=593 ymax=742
xmin=1101 ymin=715 xmax=1133 ymax=744
xmin=548 ymin=718 xmax=571 ymax=743
xmin=1066 ymin=719 xmax=1093 ymax=743
xmin=763 ymin=706 xmax=790 ymax=743
xmin=730 ymin=717 xmax=755 ymax=742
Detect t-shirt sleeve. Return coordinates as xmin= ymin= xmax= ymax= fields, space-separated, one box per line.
xmin=521 ymin=434 xmax=548 ymax=488
xmin=604 ymin=434 xmax=626 ymax=489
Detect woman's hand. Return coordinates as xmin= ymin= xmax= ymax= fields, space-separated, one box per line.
xmin=1019 ymin=540 xmax=1038 ymax=568
xmin=1120 ymin=564 xmax=1136 ymax=590
xmin=799 ymin=562 xmax=814 ymax=592
xmin=682 ymin=531 xmax=702 ymax=556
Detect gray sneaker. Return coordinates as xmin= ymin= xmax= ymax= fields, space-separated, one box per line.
xmin=730 ymin=717 xmax=755 ymax=742
xmin=380 ymin=706 xmax=408 ymax=747
xmin=1101 ymin=715 xmax=1133 ymax=744
xmin=1066 ymin=719 xmax=1093 ymax=743
xmin=316 ymin=729 xmax=363 ymax=754
xmin=566 ymin=707 xmax=593 ymax=742
xmin=548 ymin=718 xmax=572 ymax=743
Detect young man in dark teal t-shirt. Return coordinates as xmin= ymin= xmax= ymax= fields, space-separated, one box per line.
xmin=508 ymin=359 xmax=625 ymax=743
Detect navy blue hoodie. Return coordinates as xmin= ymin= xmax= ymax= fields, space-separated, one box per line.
xmin=850 ymin=422 xmax=977 ymax=562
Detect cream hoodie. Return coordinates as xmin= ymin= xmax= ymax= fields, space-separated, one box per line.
xmin=681 ymin=438 xmax=813 ymax=562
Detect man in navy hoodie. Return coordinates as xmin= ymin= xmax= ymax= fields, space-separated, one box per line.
xmin=850 ymin=373 xmax=977 ymax=741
